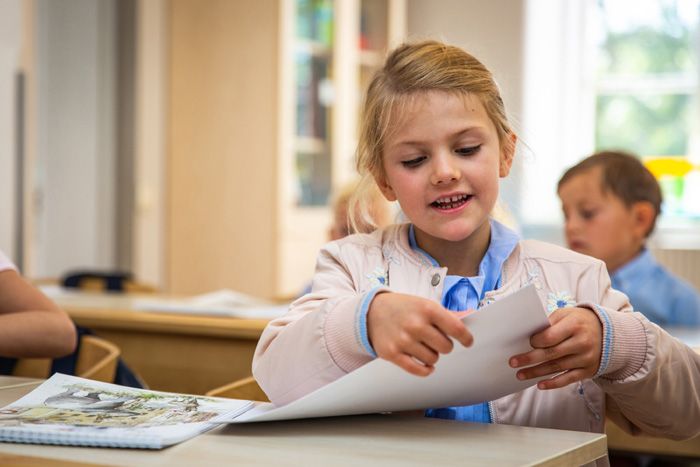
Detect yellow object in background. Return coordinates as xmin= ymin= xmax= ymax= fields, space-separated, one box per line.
xmin=643 ymin=156 xmax=695 ymax=178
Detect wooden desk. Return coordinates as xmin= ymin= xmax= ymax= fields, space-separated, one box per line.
xmin=0 ymin=378 xmax=607 ymax=467
xmin=606 ymin=326 xmax=700 ymax=458
xmin=51 ymin=291 xmax=269 ymax=395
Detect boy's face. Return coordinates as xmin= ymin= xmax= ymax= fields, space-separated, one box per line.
xmin=557 ymin=167 xmax=646 ymax=273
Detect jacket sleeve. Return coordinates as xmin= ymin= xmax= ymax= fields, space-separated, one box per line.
xmin=252 ymin=241 xmax=385 ymax=406
xmin=590 ymin=261 xmax=700 ymax=440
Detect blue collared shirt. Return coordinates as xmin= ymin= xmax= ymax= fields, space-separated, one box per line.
xmin=611 ymin=248 xmax=700 ymax=326
xmin=410 ymin=220 xmax=520 ymax=423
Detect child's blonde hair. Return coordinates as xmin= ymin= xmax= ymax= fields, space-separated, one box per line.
xmin=349 ymin=40 xmax=515 ymax=231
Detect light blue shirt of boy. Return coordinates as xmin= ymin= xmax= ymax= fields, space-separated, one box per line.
xmin=611 ymin=248 xmax=700 ymax=327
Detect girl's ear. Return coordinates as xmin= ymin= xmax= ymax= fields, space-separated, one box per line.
xmin=374 ymin=174 xmax=398 ymax=202
xmin=499 ymin=132 xmax=517 ymax=177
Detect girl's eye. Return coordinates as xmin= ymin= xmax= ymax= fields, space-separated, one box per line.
xmin=455 ymin=145 xmax=481 ymax=156
xmin=401 ymin=156 xmax=427 ymax=168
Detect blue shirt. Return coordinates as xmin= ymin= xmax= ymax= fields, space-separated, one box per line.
xmin=409 ymin=220 xmax=520 ymax=423
xmin=611 ymin=248 xmax=700 ymax=326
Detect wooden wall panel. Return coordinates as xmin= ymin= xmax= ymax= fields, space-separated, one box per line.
xmin=168 ymin=0 xmax=280 ymax=297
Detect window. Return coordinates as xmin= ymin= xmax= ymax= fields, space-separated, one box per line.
xmin=594 ymin=0 xmax=700 ymax=219
xmin=519 ymin=0 xmax=700 ymax=246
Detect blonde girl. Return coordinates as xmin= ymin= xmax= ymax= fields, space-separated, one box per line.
xmin=253 ymin=41 xmax=700 ymax=456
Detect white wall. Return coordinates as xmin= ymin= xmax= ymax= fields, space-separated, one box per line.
xmin=33 ymin=0 xmax=117 ymax=277
xmin=0 ymin=0 xmax=21 ymax=262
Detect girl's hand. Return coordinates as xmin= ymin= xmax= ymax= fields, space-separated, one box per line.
xmin=367 ymin=292 xmax=473 ymax=377
xmin=508 ymin=307 xmax=603 ymax=389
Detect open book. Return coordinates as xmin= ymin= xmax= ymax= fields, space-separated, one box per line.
xmin=0 ymin=373 xmax=252 ymax=449
xmin=0 ymin=285 xmax=549 ymax=447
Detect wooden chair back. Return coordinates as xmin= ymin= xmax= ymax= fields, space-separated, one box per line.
xmin=206 ymin=376 xmax=269 ymax=402
xmin=12 ymin=335 xmax=120 ymax=383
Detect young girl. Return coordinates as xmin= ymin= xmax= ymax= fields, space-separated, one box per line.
xmin=253 ymin=41 xmax=700 ymax=448
xmin=0 ymin=249 xmax=76 ymax=359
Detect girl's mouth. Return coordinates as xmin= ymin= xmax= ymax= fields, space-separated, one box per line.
xmin=431 ymin=194 xmax=472 ymax=210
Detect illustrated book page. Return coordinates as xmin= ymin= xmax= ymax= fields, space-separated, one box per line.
xmin=0 ymin=373 xmax=252 ymax=448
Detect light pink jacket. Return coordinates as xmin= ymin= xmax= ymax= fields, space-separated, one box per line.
xmin=253 ymin=224 xmax=700 ymax=443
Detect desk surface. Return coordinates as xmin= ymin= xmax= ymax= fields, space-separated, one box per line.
xmin=0 ymin=377 xmax=607 ymax=467
xmin=51 ymin=290 xmax=269 ymax=339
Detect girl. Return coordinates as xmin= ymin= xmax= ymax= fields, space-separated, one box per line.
xmin=253 ymin=41 xmax=700 ymax=452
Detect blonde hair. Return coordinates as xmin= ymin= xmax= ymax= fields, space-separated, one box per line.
xmin=349 ymin=40 xmax=515 ymax=231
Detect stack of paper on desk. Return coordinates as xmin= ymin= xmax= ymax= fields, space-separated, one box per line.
xmin=219 ymin=284 xmax=550 ymax=423
xmin=0 ymin=285 xmax=549 ymax=449
xmin=133 ymin=289 xmax=290 ymax=319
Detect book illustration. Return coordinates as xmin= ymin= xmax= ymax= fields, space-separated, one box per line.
xmin=0 ymin=374 xmax=252 ymax=448
xmin=0 ymin=382 xmax=223 ymax=430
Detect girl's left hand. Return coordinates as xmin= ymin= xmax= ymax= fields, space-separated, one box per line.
xmin=508 ymin=307 xmax=603 ymax=390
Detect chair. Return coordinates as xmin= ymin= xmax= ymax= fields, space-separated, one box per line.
xmin=12 ymin=335 xmax=121 ymax=383
xmin=61 ymin=270 xmax=157 ymax=293
xmin=206 ymin=376 xmax=269 ymax=402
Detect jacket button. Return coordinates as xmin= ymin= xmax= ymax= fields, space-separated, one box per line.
xmin=431 ymin=273 xmax=441 ymax=286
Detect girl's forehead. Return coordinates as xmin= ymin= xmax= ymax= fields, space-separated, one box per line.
xmin=384 ymin=91 xmax=491 ymax=140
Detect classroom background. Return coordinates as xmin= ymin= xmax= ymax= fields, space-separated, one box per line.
xmin=0 ymin=0 xmax=698 ymax=301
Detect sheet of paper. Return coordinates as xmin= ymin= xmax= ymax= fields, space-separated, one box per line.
xmin=219 ymin=284 xmax=550 ymax=423
xmin=133 ymin=289 xmax=290 ymax=319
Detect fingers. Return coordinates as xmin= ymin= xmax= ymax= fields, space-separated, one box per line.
xmin=393 ymin=353 xmax=434 ymax=377
xmin=510 ymin=335 xmax=578 ymax=368
xmin=515 ymin=354 xmax=580 ymax=381
xmin=431 ymin=308 xmax=474 ymax=347
xmin=537 ymin=368 xmax=589 ymax=390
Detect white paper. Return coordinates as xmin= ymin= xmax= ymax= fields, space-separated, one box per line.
xmin=220 ymin=284 xmax=550 ymax=423
xmin=133 ymin=289 xmax=290 ymax=319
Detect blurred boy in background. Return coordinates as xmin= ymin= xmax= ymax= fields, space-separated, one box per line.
xmin=558 ymin=150 xmax=700 ymax=326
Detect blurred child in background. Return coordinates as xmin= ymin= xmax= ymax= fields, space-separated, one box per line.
xmin=558 ymin=150 xmax=700 ymax=326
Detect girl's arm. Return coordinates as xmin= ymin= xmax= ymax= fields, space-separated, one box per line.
xmin=253 ymin=242 xmax=381 ymax=405
xmin=514 ymin=261 xmax=700 ymax=440
xmin=0 ymin=269 xmax=77 ymax=358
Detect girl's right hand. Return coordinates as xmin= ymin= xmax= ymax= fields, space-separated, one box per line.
xmin=367 ymin=292 xmax=473 ymax=376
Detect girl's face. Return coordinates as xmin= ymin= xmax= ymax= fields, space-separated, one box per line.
xmin=377 ymin=91 xmax=513 ymax=250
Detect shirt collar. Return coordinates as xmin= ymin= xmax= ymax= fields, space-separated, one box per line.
xmin=408 ymin=219 xmax=520 ymax=291
xmin=611 ymin=248 xmax=656 ymax=284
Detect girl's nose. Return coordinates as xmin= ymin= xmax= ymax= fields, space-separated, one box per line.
xmin=430 ymin=154 xmax=460 ymax=185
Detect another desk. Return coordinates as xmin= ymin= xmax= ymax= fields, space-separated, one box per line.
xmin=52 ymin=292 xmax=269 ymax=395
xmin=0 ymin=378 xmax=607 ymax=466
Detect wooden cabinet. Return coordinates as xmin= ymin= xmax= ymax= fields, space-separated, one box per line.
xmin=166 ymin=0 xmax=405 ymax=298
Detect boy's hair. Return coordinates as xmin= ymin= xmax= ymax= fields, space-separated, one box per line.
xmin=558 ymin=150 xmax=663 ymax=237
xmin=349 ymin=40 xmax=514 ymax=231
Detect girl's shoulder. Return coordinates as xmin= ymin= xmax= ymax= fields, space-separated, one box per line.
xmin=326 ymin=224 xmax=407 ymax=252
xmin=516 ymin=239 xmax=605 ymax=267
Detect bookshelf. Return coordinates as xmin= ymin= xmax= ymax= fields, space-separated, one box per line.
xmin=167 ymin=0 xmax=405 ymax=298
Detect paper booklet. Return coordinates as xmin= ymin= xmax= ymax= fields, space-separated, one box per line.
xmin=216 ymin=283 xmax=550 ymax=424
xmin=0 ymin=373 xmax=252 ymax=449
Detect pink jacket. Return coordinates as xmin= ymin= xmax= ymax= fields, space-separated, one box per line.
xmin=253 ymin=224 xmax=700 ymax=442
